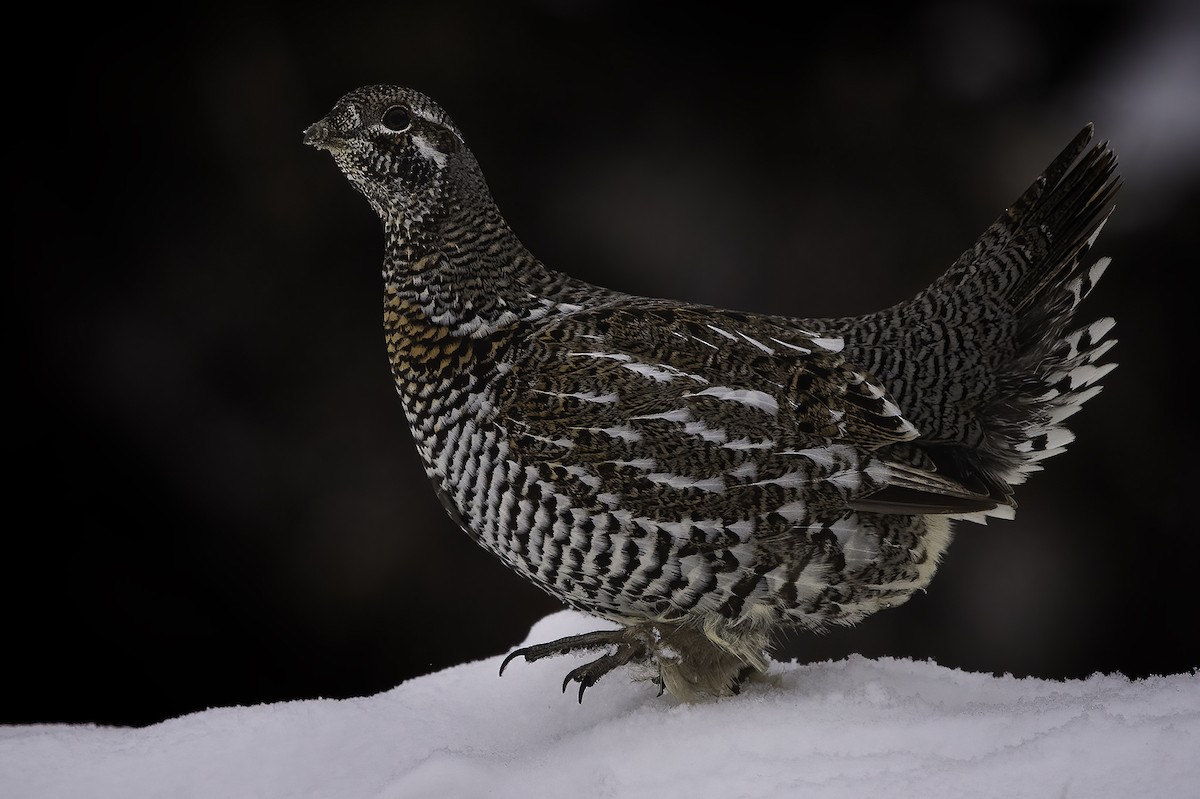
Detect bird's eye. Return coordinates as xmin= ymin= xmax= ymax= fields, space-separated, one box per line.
xmin=382 ymin=106 xmax=412 ymax=132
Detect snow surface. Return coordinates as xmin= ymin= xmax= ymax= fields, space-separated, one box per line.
xmin=3 ymin=611 xmax=1198 ymax=799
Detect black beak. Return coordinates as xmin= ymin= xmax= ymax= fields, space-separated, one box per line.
xmin=303 ymin=120 xmax=329 ymax=148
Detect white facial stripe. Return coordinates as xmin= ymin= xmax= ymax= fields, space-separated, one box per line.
xmin=413 ymin=135 xmax=448 ymax=168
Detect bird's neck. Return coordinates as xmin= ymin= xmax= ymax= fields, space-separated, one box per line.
xmin=379 ymin=178 xmax=603 ymax=339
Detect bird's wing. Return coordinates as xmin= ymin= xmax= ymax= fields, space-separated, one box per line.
xmin=497 ymin=303 xmax=994 ymax=524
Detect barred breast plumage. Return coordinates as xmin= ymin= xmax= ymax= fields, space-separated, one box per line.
xmin=305 ymin=86 xmax=1119 ymax=701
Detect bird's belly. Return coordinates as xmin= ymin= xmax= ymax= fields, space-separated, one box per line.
xmin=416 ymin=407 xmax=956 ymax=629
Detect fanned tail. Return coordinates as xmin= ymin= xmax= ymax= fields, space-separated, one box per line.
xmin=937 ymin=125 xmax=1121 ymax=509
xmin=836 ymin=126 xmax=1122 ymax=520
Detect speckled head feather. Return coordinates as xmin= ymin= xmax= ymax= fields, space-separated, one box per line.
xmin=305 ymin=85 xmax=466 ymax=220
xmin=307 ymin=86 xmax=1119 ymax=702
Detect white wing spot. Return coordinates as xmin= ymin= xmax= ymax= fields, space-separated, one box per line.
xmin=826 ymin=470 xmax=862 ymax=490
xmin=689 ymin=386 xmax=779 ymax=415
xmin=770 ymin=337 xmax=811 ymax=354
xmin=737 ymin=332 xmax=775 ymax=354
xmin=774 ymin=500 xmax=807 ymax=522
xmin=725 ymin=519 xmax=755 ymax=538
xmin=724 ymin=437 xmax=776 ymax=451
xmin=572 ymin=425 xmax=641 ymax=443
xmin=599 ymin=425 xmax=642 ymax=443
xmin=684 ymin=419 xmax=728 ymax=443
xmin=778 ymin=447 xmax=837 ymax=468
xmin=534 ymin=390 xmax=619 ymax=404
xmin=646 ymin=473 xmax=726 ymax=493
xmin=752 ymin=472 xmax=806 ymax=489
xmin=811 ymin=336 xmax=845 ymax=352
xmin=520 ymin=431 xmax=575 ymax=448
xmin=623 ymin=362 xmax=678 ymax=382
xmin=728 ymin=462 xmax=758 ymax=479
xmin=568 ymin=351 xmax=632 ymax=362
xmin=563 ymin=465 xmax=601 ymax=490
xmin=609 ymin=458 xmax=657 ymax=470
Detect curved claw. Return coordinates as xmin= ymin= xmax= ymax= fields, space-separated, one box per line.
xmin=498 ymin=629 xmax=628 ymax=679
xmin=497 ymin=628 xmax=651 ymax=700
xmin=561 ymin=663 xmax=600 ymax=704
xmin=498 ymin=648 xmax=525 ymax=677
xmin=498 ymin=642 xmax=574 ymax=677
xmin=561 ymin=650 xmax=633 ymax=703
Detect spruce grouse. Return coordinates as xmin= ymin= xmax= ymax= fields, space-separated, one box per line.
xmin=305 ymin=86 xmax=1119 ymax=701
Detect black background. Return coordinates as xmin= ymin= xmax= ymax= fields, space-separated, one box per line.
xmin=10 ymin=1 xmax=1198 ymax=726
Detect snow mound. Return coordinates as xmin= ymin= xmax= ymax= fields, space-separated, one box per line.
xmin=3 ymin=611 xmax=1197 ymax=799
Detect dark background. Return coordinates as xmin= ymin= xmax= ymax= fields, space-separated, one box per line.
xmin=9 ymin=1 xmax=1198 ymax=726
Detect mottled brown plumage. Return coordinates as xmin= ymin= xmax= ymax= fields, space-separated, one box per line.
xmin=306 ymin=86 xmax=1119 ymax=701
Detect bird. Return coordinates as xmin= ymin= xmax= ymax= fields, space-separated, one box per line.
xmin=305 ymin=85 xmax=1119 ymax=702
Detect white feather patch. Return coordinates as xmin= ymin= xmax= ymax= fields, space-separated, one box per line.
xmin=725 ymin=518 xmax=755 ymax=538
xmin=609 ymin=458 xmax=657 ymax=470
xmin=683 ymin=419 xmax=728 ymax=443
xmin=826 ymin=470 xmax=862 ymax=490
xmin=751 ymin=471 xmax=806 ymax=489
xmin=596 ymin=425 xmax=641 ymax=443
xmin=535 ymin=390 xmax=619 ymax=404
xmin=770 ymin=338 xmax=812 ymax=354
xmin=728 ymin=462 xmax=758 ymax=479
xmin=706 ymin=325 xmax=738 ymax=341
xmin=811 ymin=336 xmax=845 ymax=352
xmin=568 ymin=351 xmax=632 ymax=362
xmin=737 ymin=332 xmax=775 ymax=354
xmin=724 ymin=437 xmax=776 ymax=451
xmin=646 ymin=473 xmax=726 ymax=493
xmin=774 ymin=500 xmax=807 ymax=522
xmin=688 ymin=386 xmax=780 ymax=415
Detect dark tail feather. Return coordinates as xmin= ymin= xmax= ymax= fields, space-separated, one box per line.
xmin=813 ymin=127 xmax=1120 ymax=521
xmin=1006 ymin=128 xmax=1121 ymax=315
xmin=873 ymin=127 xmax=1123 ymax=520
xmin=952 ymin=126 xmax=1120 ymax=510
xmin=931 ymin=124 xmax=1121 ymax=314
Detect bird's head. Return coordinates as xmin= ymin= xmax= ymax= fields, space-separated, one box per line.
xmin=305 ymin=85 xmax=469 ymax=221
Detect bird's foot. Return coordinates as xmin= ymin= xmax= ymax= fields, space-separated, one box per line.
xmin=498 ymin=622 xmax=766 ymax=701
xmin=499 ymin=627 xmax=652 ymax=702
